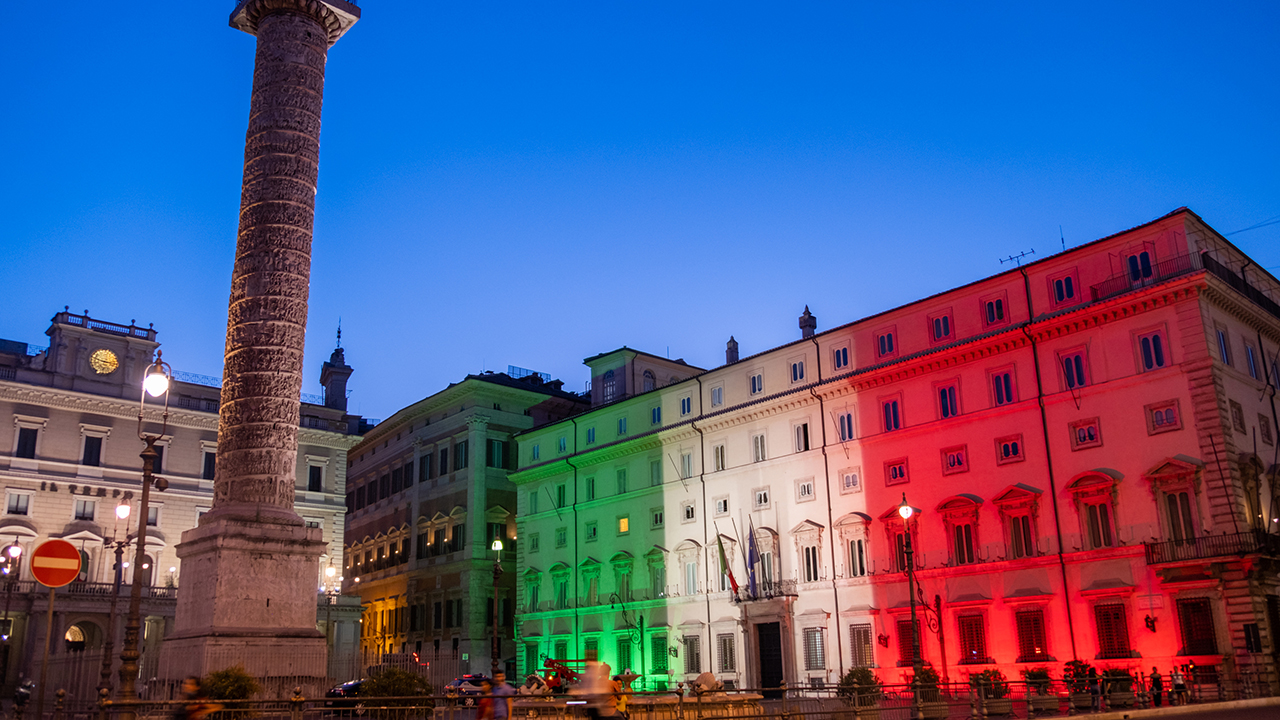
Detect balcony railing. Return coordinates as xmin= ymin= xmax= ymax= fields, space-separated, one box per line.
xmin=1144 ymin=530 xmax=1280 ymax=565
xmin=54 ymin=310 xmax=157 ymax=341
xmin=1090 ymin=253 xmax=1201 ymax=303
xmin=731 ymin=579 xmax=798 ymax=603
xmin=0 ymin=580 xmax=176 ymax=599
xmin=1203 ymin=252 xmax=1280 ymax=321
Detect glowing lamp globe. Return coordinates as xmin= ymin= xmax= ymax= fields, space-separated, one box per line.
xmin=116 ymin=504 xmax=131 ymax=520
xmin=143 ymin=368 xmax=170 ymax=398
xmin=325 ymin=566 xmax=337 ymax=578
xmin=898 ymin=494 xmax=914 ymax=521
xmin=6 ymin=544 xmax=22 ymax=559
xmin=491 ymin=539 xmax=503 ymax=552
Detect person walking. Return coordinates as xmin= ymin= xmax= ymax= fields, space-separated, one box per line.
xmin=1171 ymin=667 xmax=1187 ymax=706
xmin=1149 ymin=667 xmax=1163 ymax=708
xmin=476 ymin=678 xmax=495 ymax=720
xmin=492 ymin=671 xmax=516 ymax=720
xmin=1088 ymin=667 xmax=1100 ymax=712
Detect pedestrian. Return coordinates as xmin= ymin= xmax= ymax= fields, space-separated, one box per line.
xmin=476 ymin=678 xmax=495 ymax=720
xmin=1088 ymin=667 xmax=1100 ymax=712
xmin=611 ymin=676 xmax=629 ymax=720
xmin=492 ymin=671 xmax=515 ymax=720
xmin=173 ymin=676 xmax=222 ymax=720
xmin=1149 ymin=667 xmax=1163 ymax=708
xmin=1171 ymin=666 xmax=1186 ymax=706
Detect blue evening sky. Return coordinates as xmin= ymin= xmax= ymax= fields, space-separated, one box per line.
xmin=3 ymin=2 xmax=1277 ymax=419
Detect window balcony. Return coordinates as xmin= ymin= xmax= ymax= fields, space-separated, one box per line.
xmin=1144 ymin=529 xmax=1279 ymax=565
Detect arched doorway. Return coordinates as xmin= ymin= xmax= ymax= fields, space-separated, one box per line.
xmin=63 ymin=621 xmax=100 ymax=652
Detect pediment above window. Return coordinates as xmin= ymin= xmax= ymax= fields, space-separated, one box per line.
xmin=936 ymin=493 xmax=983 ymax=522
xmin=1066 ymin=470 xmax=1120 ymax=501
xmin=993 ymin=483 xmax=1042 ymax=511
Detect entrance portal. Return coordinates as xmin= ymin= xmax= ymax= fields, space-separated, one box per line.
xmin=756 ymin=622 xmax=783 ymax=698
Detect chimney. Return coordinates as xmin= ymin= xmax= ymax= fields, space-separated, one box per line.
xmin=799 ymin=306 xmax=817 ymax=339
xmin=726 ymin=336 xmax=739 ymax=364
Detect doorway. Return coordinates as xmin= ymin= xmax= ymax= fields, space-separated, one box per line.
xmin=756 ymin=622 xmax=783 ymax=698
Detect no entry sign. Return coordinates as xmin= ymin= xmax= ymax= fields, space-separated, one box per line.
xmin=30 ymin=540 xmax=81 ymax=588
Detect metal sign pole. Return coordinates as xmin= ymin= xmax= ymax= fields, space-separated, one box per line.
xmin=36 ymin=586 xmax=56 ymax=720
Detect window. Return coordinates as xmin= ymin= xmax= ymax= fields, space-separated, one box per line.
xmin=751 ymin=434 xmax=766 ymax=463
xmin=615 ymin=637 xmax=632 ymax=672
xmin=848 ymin=538 xmax=867 ymax=577
xmin=1261 ymin=414 xmax=1274 ymax=445
xmin=1230 ymin=400 xmax=1246 ymax=432
xmin=531 ymin=444 xmax=540 ymax=461
xmin=487 ymin=439 xmax=508 ymax=467
xmin=616 ymin=468 xmax=628 ymax=494
xmin=651 ymin=407 xmax=661 ymax=425
xmin=885 ymin=459 xmax=908 ymax=486
xmin=1246 ymin=344 xmax=1259 ymax=379
xmin=308 ymin=465 xmax=323 ymax=492
xmin=1177 ymin=598 xmax=1218 ymax=655
xmin=652 ymin=508 xmax=664 ymax=528
xmin=585 ymin=521 xmax=598 ymax=542
xmin=1050 ymin=270 xmax=1078 ymax=307
xmin=1085 ymin=500 xmax=1115 ymax=549
xmin=684 ymin=562 xmax=698 ymax=595
xmin=585 ymin=476 xmax=596 ymax=500
xmin=5 ymin=494 xmax=28 ymax=516
xmin=1069 ymin=417 xmax=1102 ymax=450
xmin=931 ymin=313 xmax=952 ymax=342
xmin=682 ymin=502 xmax=695 ymax=522
xmin=1061 ymin=350 xmax=1088 ymax=390
xmin=882 ymin=398 xmax=901 ymax=432
xmin=991 ymin=370 xmax=1014 ymax=406
xmin=951 ymin=522 xmax=975 ymax=565
xmin=803 ymin=628 xmax=826 ymax=670
xmin=753 ymin=489 xmax=770 ymax=509
xmin=1127 ymin=250 xmax=1153 ymax=283
xmin=896 ymin=618 xmax=919 ymax=666
xmin=602 ymin=370 xmax=616 ymax=403
xmin=555 ymin=527 xmax=567 ymax=548
xmin=651 ymin=635 xmax=669 ymax=673
xmin=618 ymin=516 xmax=629 ymax=534
xmin=1146 ymin=400 xmax=1181 ymax=434
xmin=712 ymin=444 xmax=726 ymax=472
xmin=438 ymin=447 xmax=449 ymax=475
xmin=794 ymin=423 xmax=810 ymax=452
xmin=15 ymin=428 xmax=37 ymax=459
xmin=152 ymin=445 xmax=164 ymax=474
xmin=938 ymin=383 xmax=959 ymax=419
xmin=203 ymin=451 xmax=217 ymax=480
xmin=684 ymin=636 xmax=702 ymax=674
xmin=841 ymin=470 xmax=861 ymax=494
xmin=801 ymin=545 xmax=820 ymax=582
xmin=529 ymin=490 xmax=540 ymax=514
xmin=717 ymin=634 xmax=736 ymax=672
xmin=837 ymin=412 xmax=854 ymax=442
xmin=850 ymin=624 xmax=874 ymax=667
xmin=1138 ymin=330 xmax=1168 ymax=371
xmin=791 ymin=361 xmax=805 ymax=383
xmin=715 ymin=497 xmax=729 ymax=515
xmin=74 ymin=499 xmax=96 ymax=522
xmin=1009 ymin=514 xmax=1035 ymax=559
xmin=555 ymin=578 xmax=569 ymax=609
xmin=1216 ymin=327 xmax=1232 ymax=365
xmin=650 ymin=460 xmax=662 ymax=486
xmin=983 ymin=295 xmax=1007 ymax=327
xmin=711 ymin=386 xmax=723 ymax=407
xmin=1094 ymin=603 xmax=1130 ymax=658
xmin=82 ymin=436 xmax=103 ymax=467
xmin=680 ymin=397 xmax=692 ymax=416
xmin=680 ymin=453 xmax=692 ymax=479
xmin=941 ymin=445 xmax=968 ymax=475
xmin=556 ymin=484 xmax=567 ymax=508
xmin=1165 ymin=491 xmax=1196 ymax=545
xmin=996 ymin=434 xmax=1024 ymax=464
xmin=957 ymin=615 xmax=988 ymax=664
xmin=454 ymin=440 xmax=468 ymax=470
xmin=833 ymin=346 xmax=849 ymax=370
xmin=643 ymin=371 xmax=656 ymax=392
xmin=796 ymin=479 xmax=814 ymax=502
xmin=529 ymin=533 xmax=540 ymax=553
xmin=147 ymin=505 xmax=159 ymax=527
xmin=876 ymin=331 xmax=896 ymax=358
xmin=586 ymin=427 xmax=596 ymax=444
xmin=1016 ymin=608 xmax=1049 ymax=662
xmin=558 ymin=437 xmax=567 ymax=453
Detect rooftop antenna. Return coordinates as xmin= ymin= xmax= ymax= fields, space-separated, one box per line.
xmin=1060 ymin=225 xmax=1066 ymax=253
xmin=1000 ymin=249 xmax=1036 ymax=267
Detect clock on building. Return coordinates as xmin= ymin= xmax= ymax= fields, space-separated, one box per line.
xmin=89 ymin=349 xmax=119 ymax=375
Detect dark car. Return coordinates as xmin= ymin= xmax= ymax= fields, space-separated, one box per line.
xmin=324 ymin=679 xmax=365 ymax=710
xmin=444 ymin=675 xmax=489 ymax=706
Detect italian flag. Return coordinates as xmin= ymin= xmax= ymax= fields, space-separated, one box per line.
xmin=717 ymin=534 xmax=740 ymax=594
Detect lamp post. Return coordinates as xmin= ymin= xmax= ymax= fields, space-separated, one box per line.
xmin=117 ymin=352 xmax=171 ymax=700
xmin=97 ymin=504 xmax=132 ymax=693
xmin=898 ymin=494 xmax=924 ymax=720
xmin=2 ymin=541 xmax=22 ymax=684
xmin=491 ymin=537 xmax=503 ymax=678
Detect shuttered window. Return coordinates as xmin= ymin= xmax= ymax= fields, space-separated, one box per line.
xmin=1094 ymin=604 xmax=1130 ymax=658
xmin=850 ymin=623 xmax=874 ymax=667
xmin=684 ymin=636 xmax=702 ymax=674
xmin=1177 ymin=598 xmax=1218 ymax=655
xmin=803 ymin=628 xmax=825 ymax=670
xmin=957 ymin=615 xmax=988 ymax=664
xmin=896 ymin=618 xmax=918 ymax=666
xmin=651 ymin=635 xmax=668 ymax=672
xmin=1016 ymin=608 xmax=1049 ymax=662
xmin=717 ymin=634 xmax=736 ymax=672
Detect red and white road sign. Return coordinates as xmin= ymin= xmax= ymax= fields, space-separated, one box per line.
xmin=30 ymin=540 xmax=81 ymax=588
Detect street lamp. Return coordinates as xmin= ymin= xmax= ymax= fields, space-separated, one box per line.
xmin=117 ymin=352 xmax=171 ymax=700
xmin=97 ymin=503 xmax=132 ymax=693
xmin=898 ymin=494 xmax=924 ymax=720
xmin=3 ymin=542 xmax=23 ymax=639
xmin=491 ymin=537 xmax=503 ymax=678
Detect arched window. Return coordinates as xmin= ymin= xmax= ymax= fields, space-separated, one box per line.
xmin=642 ymin=371 xmax=655 ymax=393
xmin=602 ymin=370 xmax=616 ymax=402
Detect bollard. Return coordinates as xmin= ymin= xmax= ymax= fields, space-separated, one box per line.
xmin=676 ymin=683 xmax=685 ymax=720
xmin=969 ymin=683 xmax=978 ymax=720
xmin=1025 ymin=682 xmax=1036 ymax=720
xmin=54 ymin=689 xmax=66 ymax=720
xmin=290 ymin=686 xmax=304 ymax=720
xmin=98 ymin=687 xmax=111 ymax=720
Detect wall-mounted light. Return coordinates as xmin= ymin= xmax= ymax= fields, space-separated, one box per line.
xmin=1144 ymin=615 xmax=1157 ymax=632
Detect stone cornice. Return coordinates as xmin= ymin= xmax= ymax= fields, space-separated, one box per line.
xmin=1201 ymin=280 xmax=1280 ymax=345
xmin=231 ymin=0 xmax=359 ymax=45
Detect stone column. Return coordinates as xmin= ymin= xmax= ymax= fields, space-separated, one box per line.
xmin=467 ymin=416 xmax=491 ymax=550
xmin=162 ymin=0 xmax=359 ymax=680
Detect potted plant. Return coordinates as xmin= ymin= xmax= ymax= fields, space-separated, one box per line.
xmin=1063 ymin=660 xmax=1094 ymax=712
xmin=837 ymin=667 xmax=883 ymax=719
xmin=913 ymin=664 xmax=948 ymax=720
xmin=1022 ymin=667 xmax=1057 ymax=714
xmin=971 ymin=669 xmax=1012 ymax=716
xmin=1103 ymin=668 xmax=1135 ymax=708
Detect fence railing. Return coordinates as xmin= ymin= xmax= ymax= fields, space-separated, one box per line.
xmin=1144 ymin=529 xmax=1280 ymax=564
xmin=1203 ymin=252 xmax=1280 ymax=321
xmin=1089 ymin=253 xmax=1201 ymax=303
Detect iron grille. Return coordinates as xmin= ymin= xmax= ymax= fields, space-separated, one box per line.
xmin=684 ymin=636 xmax=701 ymax=674
xmin=1177 ymin=598 xmax=1219 ymax=655
xmin=651 ymin=636 xmax=668 ymax=673
xmin=896 ymin=618 xmax=919 ymax=667
xmin=1015 ymin=608 xmax=1050 ymax=662
xmin=717 ymin=633 xmax=736 ymax=672
xmin=957 ymin=615 xmax=990 ymax=664
xmin=850 ymin=623 xmax=874 ymax=667
xmin=803 ymin=628 xmax=826 ymax=670
xmin=1094 ymin=603 xmax=1131 ymax=659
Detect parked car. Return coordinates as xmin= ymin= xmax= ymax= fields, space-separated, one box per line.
xmin=324 ymin=679 xmax=365 ymax=710
xmin=445 ymin=675 xmax=489 ymax=705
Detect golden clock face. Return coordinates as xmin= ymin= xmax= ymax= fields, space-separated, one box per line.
xmin=89 ymin=349 xmax=119 ymax=375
